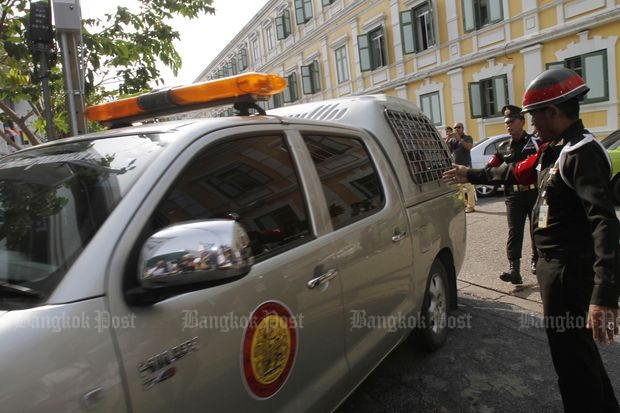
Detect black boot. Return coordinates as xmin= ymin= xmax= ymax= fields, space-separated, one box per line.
xmin=531 ymin=255 xmax=537 ymax=275
xmin=500 ymin=259 xmax=523 ymax=285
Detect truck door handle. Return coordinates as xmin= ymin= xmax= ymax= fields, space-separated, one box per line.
xmin=392 ymin=229 xmax=407 ymax=243
xmin=307 ymin=268 xmax=338 ymax=289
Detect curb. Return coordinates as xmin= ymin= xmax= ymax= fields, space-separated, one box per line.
xmin=457 ymin=279 xmax=544 ymax=315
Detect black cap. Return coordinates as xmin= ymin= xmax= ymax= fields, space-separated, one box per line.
xmin=502 ymin=104 xmax=524 ymax=121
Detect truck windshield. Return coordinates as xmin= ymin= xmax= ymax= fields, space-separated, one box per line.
xmin=0 ymin=135 xmax=165 ymax=306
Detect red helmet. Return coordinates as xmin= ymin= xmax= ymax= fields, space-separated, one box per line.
xmin=521 ymin=68 xmax=589 ymax=113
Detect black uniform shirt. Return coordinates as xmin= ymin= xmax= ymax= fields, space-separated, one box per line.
xmin=500 ymin=132 xmax=540 ymax=164
xmin=532 ymin=120 xmax=619 ymax=307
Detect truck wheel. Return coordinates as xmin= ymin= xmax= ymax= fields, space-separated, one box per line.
xmin=415 ymin=259 xmax=449 ymax=352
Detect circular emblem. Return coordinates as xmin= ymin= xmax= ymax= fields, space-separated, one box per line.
xmin=242 ymin=301 xmax=297 ymax=398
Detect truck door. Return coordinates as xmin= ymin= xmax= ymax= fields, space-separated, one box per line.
xmin=297 ymin=130 xmax=414 ymax=385
xmin=105 ymin=129 xmax=348 ymax=412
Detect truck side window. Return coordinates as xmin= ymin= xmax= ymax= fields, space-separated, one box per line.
xmin=302 ymin=134 xmax=384 ymax=230
xmin=151 ymin=135 xmax=312 ymax=261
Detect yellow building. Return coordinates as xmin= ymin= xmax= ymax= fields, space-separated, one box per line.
xmin=197 ymin=0 xmax=620 ymax=140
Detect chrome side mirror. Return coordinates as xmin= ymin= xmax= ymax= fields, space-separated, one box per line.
xmin=139 ymin=220 xmax=253 ymax=288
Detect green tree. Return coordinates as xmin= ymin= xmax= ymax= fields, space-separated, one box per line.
xmin=0 ymin=0 xmax=215 ymax=144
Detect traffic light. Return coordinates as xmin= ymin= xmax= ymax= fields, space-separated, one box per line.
xmin=27 ymin=1 xmax=56 ymax=140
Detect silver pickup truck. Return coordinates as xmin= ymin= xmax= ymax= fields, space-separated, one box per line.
xmin=0 ymin=74 xmax=465 ymax=412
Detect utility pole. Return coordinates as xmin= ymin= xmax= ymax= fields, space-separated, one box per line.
xmin=52 ymin=0 xmax=87 ymax=136
xmin=28 ymin=1 xmax=55 ymax=140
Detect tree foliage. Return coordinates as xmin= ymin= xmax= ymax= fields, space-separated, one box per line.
xmin=0 ymin=0 xmax=215 ymax=143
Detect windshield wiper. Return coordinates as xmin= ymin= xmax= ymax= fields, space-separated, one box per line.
xmin=0 ymin=282 xmax=44 ymax=298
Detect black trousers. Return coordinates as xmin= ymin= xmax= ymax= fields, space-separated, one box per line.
xmin=537 ymin=254 xmax=619 ymax=413
xmin=505 ymin=189 xmax=538 ymax=261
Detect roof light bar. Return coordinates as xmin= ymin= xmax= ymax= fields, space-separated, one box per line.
xmin=84 ymin=72 xmax=287 ymax=123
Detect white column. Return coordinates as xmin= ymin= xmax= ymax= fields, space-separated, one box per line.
xmin=448 ymin=67 xmax=466 ymax=125
xmin=319 ymin=36 xmax=332 ymax=99
xmin=395 ymin=84 xmax=407 ymax=100
xmin=520 ymin=44 xmax=543 ymax=87
xmin=390 ymin=0 xmax=405 ymax=79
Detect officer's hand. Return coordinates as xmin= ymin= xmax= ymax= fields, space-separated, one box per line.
xmin=587 ymin=305 xmax=618 ymax=345
xmin=442 ymin=164 xmax=470 ymax=184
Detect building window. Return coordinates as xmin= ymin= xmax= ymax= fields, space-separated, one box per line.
xmin=238 ymin=48 xmax=249 ymax=71
xmin=334 ymin=45 xmax=349 ymax=84
xmin=420 ymin=92 xmax=442 ymax=125
xmin=400 ymin=2 xmax=435 ymax=54
xmin=258 ymin=94 xmax=284 ymax=110
xmin=227 ymin=58 xmax=238 ymax=76
xmin=265 ymin=26 xmax=275 ymax=51
xmin=468 ymin=74 xmax=508 ymax=118
xmin=269 ymin=94 xmax=284 ymax=109
xmin=358 ymin=26 xmax=387 ymax=72
xmin=463 ymin=0 xmax=503 ymax=32
xmin=251 ymin=38 xmax=261 ymax=66
xmin=547 ymin=50 xmax=609 ymax=104
xmin=322 ymin=0 xmax=336 ymax=6
xmin=283 ymin=72 xmax=299 ymax=103
xmin=301 ymin=60 xmax=321 ymax=95
xmin=295 ymin=0 xmax=313 ymax=25
xmin=276 ymin=9 xmax=292 ymax=40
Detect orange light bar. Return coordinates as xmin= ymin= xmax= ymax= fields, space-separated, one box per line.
xmin=84 ymin=72 xmax=287 ymax=123
xmin=172 ymin=73 xmax=286 ymax=105
xmin=84 ymin=95 xmax=144 ymax=123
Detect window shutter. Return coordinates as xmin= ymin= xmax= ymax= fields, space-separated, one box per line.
xmin=469 ymin=82 xmax=482 ymax=118
xmin=400 ymin=10 xmax=415 ymax=54
xmin=462 ymin=0 xmax=476 ymax=31
xmin=358 ymin=34 xmax=371 ymax=72
xmin=301 ymin=65 xmax=312 ymax=94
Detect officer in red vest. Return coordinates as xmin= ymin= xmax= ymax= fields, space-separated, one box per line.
xmin=444 ymin=68 xmax=619 ymax=413
xmin=487 ymin=105 xmax=541 ymax=284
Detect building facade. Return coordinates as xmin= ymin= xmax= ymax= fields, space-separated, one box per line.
xmin=197 ymin=0 xmax=619 ymax=140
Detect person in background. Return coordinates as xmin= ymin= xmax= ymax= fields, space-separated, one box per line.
xmin=452 ymin=122 xmax=476 ymax=213
xmin=444 ymin=126 xmax=457 ymax=153
xmin=443 ymin=68 xmax=619 ymax=413
xmin=487 ymin=105 xmax=540 ymax=284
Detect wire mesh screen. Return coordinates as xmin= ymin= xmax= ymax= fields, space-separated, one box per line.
xmin=384 ymin=109 xmax=452 ymax=185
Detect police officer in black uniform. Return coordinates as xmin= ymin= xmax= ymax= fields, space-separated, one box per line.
xmin=444 ymin=68 xmax=619 ymax=413
xmin=487 ymin=105 xmax=540 ymax=284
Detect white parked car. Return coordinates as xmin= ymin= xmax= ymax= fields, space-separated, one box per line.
xmin=470 ymin=134 xmax=511 ymax=197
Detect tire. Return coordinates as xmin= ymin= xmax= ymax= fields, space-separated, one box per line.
xmin=475 ymin=184 xmax=497 ymax=198
xmin=415 ymin=259 xmax=450 ymax=352
xmin=612 ymin=175 xmax=620 ymax=205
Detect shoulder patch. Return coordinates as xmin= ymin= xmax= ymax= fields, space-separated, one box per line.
xmin=556 ymin=133 xmax=611 ymax=189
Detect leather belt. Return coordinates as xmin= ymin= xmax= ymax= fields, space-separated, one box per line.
xmin=512 ymin=184 xmax=537 ymax=191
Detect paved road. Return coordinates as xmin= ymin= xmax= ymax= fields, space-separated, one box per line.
xmin=336 ymin=196 xmax=620 ymax=413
